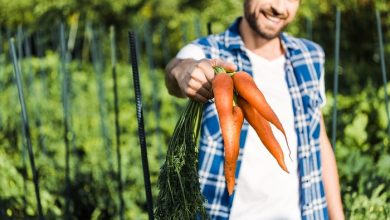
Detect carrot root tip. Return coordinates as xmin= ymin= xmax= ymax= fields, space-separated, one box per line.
xmin=279 ymin=161 xmax=289 ymax=174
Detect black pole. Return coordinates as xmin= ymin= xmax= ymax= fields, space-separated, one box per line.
xmin=331 ymin=8 xmax=341 ymax=149
xmin=207 ymin=22 xmax=212 ymax=35
xmin=10 ymin=38 xmax=45 ymax=220
xmin=128 ymin=31 xmax=154 ymax=220
xmin=110 ymin=26 xmax=125 ymax=220
xmin=376 ymin=10 xmax=390 ymax=137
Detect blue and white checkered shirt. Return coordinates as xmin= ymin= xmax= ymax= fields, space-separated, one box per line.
xmin=192 ymin=18 xmax=329 ymax=220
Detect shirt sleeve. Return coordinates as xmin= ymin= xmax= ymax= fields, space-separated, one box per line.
xmin=176 ymin=44 xmax=206 ymax=60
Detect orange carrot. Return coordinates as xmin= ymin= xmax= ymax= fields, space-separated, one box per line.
xmin=232 ymin=105 xmax=244 ymax=162
xmin=212 ymin=72 xmax=236 ymax=195
xmin=223 ymin=105 xmax=244 ymax=196
xmin=232 ymin=71 xmax=290 ymax=156
xmin=237 ymin=96 xmax=289 ymax=173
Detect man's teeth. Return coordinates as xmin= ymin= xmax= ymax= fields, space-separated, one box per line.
xmin=266 ymin=15 xmax=281 ymax=23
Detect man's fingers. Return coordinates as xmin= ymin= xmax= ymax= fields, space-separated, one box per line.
xmin=191 ymin=68 xmax=212 ymax=91
xmin=196 ymin=60 xmax=215 ymax=82
xmin=194 ymin=93 xmax=208 ymax=103
xmin=172 ymin=58 xmax=235 ymax=101
xmin=188 ymin=80 xmax=212 ymax=99
xmin=210 ymin=59 xmax=237 ymax=72
xmin=186 ymin=87 xmax=208 ymax=103
xmin=191 ymin=68 xmax=209 ymax=83
xmin=196 ymin=59 xmax=237 ymax=82
xmin=197 ymin=87 xmax=212 ymax=100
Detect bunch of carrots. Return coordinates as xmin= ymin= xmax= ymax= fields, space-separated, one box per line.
xmin=155 ymin=66 xmax=291 ymax=219
xmin=212 ymin=66 xmax=290 ymax=196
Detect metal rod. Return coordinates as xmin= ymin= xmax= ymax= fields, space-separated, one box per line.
xmin=376 ymin=10 xmax=390 ymax=137
xmin=12 ymin=26 xmax=29 ymax=215
xmin=110 ymin=26 xmax=125 ymax=220
xmin=10 ymin=38 xmax=45 ymax=220
xmin=331 ymin=8 xmax=341 ymax=149
xmin=128 ymin=31 xmax=154 ymax=220
xmin=207 ymin=22 xmax=212 ymax=35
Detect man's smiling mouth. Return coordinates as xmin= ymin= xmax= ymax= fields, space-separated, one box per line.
xmin=261 ymin=8 xmax=288 ymax=24
xmin=264 ymin=12 xmax=282 ymax=23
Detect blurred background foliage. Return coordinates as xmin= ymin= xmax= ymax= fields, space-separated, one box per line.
xmin=0 ymin=0 xmax=389 ymax=219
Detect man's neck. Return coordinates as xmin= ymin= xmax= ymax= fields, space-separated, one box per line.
xmin=239 ymin=18 xmax=284 ymax=60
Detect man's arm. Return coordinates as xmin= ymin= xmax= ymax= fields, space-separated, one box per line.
xmin=164 ymin=58 xmax=236 ymax=102
xmin=320 ymin=114 xmax=345 ymax=220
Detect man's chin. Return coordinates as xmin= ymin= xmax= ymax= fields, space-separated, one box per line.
xmin=246 ymin=17 xmax=284 ymax=40
xmin=254 ymin=23 xmax=284 ymax=40
xmin=255 ymin=30 xmax=281 ymax=40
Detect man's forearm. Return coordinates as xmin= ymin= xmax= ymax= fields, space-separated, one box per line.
xmin=320 ymin=115 xmax=345 ymax=220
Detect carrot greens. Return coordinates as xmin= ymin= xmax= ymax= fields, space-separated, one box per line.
xmin=155 ymin=100 xmax=208 ymax=219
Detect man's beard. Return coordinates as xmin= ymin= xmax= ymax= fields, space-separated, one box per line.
xmin=244 ymin=4 xmax=288 ymax=40
xmin=246 ymin=14 xmax=280 ymax=40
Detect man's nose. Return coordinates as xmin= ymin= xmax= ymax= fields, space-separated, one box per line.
xmin=270 ymin=0 xmax=287 ymax=15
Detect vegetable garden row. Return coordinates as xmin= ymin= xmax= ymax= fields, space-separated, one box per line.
xmin=0 ymin=8 xmax=389 ymax=220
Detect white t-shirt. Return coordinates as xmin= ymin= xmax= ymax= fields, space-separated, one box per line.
xmin=176 ymin=44 xmax=326 ymax=220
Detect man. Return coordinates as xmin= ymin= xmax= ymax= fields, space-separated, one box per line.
xmin=164 ymin=0 xmax=344 ymax=219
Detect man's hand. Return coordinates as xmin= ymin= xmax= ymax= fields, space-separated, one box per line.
xmin=165 ymin=58 xmax=237 ymax=103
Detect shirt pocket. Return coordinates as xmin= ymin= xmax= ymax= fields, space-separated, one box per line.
xmin=301 ymin=88 xmax=323 ymax=138
xmin=302 ymin=89 xmax=321 ymax=113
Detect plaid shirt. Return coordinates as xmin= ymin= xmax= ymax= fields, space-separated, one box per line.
xmin=193 ymin=18 xmax=329 ymax=220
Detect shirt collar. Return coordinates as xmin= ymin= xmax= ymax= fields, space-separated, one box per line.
xmin=224 ymin=17 xmax=245 ymax=50
xmin=224 ymin=17 xmax=300 ymax=51
xmin=280 ymin=32 xmax=300 ymax=51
